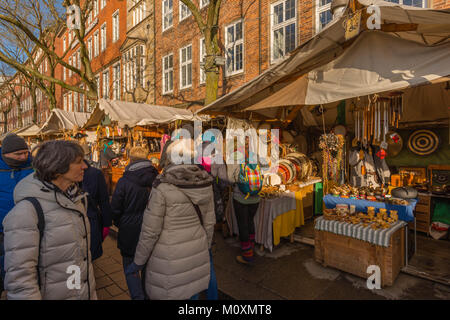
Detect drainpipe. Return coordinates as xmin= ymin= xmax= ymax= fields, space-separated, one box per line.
xmin=258 ymin=0 xmax=261 ymax=75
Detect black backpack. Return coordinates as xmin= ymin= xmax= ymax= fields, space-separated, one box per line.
xmin=23 ymin=197 xmax=45 ymax=289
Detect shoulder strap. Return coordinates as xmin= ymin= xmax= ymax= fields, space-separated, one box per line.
xmin=23 ymin=197 xmax=45 ymax=289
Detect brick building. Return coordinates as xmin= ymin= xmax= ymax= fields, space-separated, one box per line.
xmin=56 ymin=0 xmax=128 ymax=113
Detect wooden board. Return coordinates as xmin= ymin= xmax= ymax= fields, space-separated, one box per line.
xmin=315 ymin=227 xmax=405 ymax=287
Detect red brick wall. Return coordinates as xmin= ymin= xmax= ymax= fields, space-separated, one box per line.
xmin=431 ymin=0 xmax=450 ymax=9
xmin=154 ymin=0 xmax=316 ymax=110
xmin=57 ymin=0 xmax=127 ymax=111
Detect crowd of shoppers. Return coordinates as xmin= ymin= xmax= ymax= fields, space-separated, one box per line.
xmin=0 ymin=128 xmax=261 ymax=300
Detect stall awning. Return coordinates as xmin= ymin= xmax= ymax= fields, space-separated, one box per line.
xmin=84 ymin=99 xmax=210 ymax=129
xmin=16 ymin=124 xmax=41 ymax=137
xmin=39 ymin=109 xmax=91 ymax=135
xmin=198 ymin=0 xmax=450 ymax=113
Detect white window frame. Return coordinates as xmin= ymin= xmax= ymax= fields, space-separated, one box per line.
xmin=315 ymin=0 xmax=333 ymax=33
xmin=113 ymin=63 xmax=121 ymax=100
xmin=68 ymin=92 xmax=72 ymax=112
xmin=162 ymin=0 xmax=173 ymax=32
xmin=270 ymin=0 xmax=297 ymax=64
xmin=179 ymin=44 xmax=192 ymax=90
xmin=77 ymin=50 xmax=81 ymax=69
xmin=225 ymin=19 xmax=244 ymax=77
xmin=88 ymin=37 xmax=93 ymax=60
xmin=179 ymin=1 xmax=192 ymax=21
xmin=199 ymin=37 xmax=206 ymax=85
xmin=103 ymin=70 xmax=109 ymax=98
xmin=80 ymin=84 xmax=85 ymax=112
xmin=140 ymin=45 xmax=145 ymax=88
xmin=101 ymin=0 xmax=106 ymax=10
xmin=95 ymin=75 xmax=100 ymax=98
xmin=94 ymin=30 xmax=99 ymax=57
xmin=385 ymin=0 xmax=426 ymax=7
xmin=63 ymin=36 xmax=66 ymax=52
xmin=200 ymin=0 xmax=210 ymax=8
xmin=63 ymin=66 xmax=66 ymax=81
xmin=162 ymin=53 xmax=173 ymax=94
xmin=112 ymin=10 xmax=119 ymax=43
xmin=93 ymin=0 xmax=98 ymax=17
xmin=101 ymin=23 xmax=107 ymax=52
xmin=73 ymin=91 xmax=78 ymax=112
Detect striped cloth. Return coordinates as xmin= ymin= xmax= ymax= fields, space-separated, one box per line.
xmin=314 ymin=216 xmax=407 ymax=247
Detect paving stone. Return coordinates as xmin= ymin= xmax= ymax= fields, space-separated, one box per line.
xmin=100 ymin=262 xmax=123 ymax=274
xmin=95 ymin=275 xmax=114 ymax=289
xmin=105 ymin=284 xmax=124 ymax=297
xmin=96 ymin=288 xmax=112 ymax=300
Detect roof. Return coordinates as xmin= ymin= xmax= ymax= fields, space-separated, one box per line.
xmin=84 ymin=99 xmax=210 ymax=128
xmin=39 ymin=109 xmax=91 ymax=135
xmin=198 ymin=0 xmax=450 ymax=113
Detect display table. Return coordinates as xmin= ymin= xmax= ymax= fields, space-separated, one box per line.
xmin=323 ymin=195 xmax=418 ymax=222
xmin=226 ymin=178 xmax=321 ymax=252
xmin=315 ymin=217 xmax=406 ymax=286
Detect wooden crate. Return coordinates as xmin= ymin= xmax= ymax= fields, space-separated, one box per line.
xmin=314 ymin=227 xmax=405 ymax=287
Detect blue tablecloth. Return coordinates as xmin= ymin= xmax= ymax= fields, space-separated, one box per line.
xmin=323 ymin=195 xmax=417 ymax=222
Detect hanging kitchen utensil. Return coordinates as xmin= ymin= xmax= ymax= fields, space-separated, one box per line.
xmin=407 ymin=129 xmax=440 ymax=156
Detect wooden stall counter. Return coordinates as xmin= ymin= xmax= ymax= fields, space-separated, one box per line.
xmin=314 ymin=219 xmax=406 ymax=287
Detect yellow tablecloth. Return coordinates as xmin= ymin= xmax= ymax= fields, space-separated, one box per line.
xmin=272 ymin=185 xmax=313 ymax=246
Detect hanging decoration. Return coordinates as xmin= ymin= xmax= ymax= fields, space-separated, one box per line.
xmin=407 ymin=129 xmax=440 ymax=156
xmin=319 ymin=133 xmax=345 ymax=191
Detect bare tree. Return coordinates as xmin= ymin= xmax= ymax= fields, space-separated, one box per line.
xmin=0 ymin=0 xmax=99 ymax=110
xmin=180 ymin=0 xmax=222 ymax=106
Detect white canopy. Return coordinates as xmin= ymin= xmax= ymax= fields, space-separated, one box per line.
xmin=16 ymin=124 xmax=41 ymax=137
xmin=84 ymin=99 xmax=210 ymax=129
xmin=198 ymin=0 xmax=450 ymax=115
xmin=39 ymin=109 xmax=91 ymax=135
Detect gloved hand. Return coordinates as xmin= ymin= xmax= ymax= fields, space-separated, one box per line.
xmin=102 ymin=227 xmax=110 ymax=241
xmin=124 ymin=262 xmax=144 ymax=276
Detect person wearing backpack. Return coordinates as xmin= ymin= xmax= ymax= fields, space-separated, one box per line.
xmin=0 ymin=133 xmax=34 ymax=297
xmin=227 ymin=139 xmax=263 ymax=265
xmin=2 ymin=140 xmax=97 ymax=300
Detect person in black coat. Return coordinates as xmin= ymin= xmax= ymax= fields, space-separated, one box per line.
xmin=82 ymin=159 xmax=113 ymax=261
xmin=111 ymin=146 xmax=158 ymax=300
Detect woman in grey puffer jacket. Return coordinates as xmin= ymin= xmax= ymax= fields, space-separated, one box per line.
xmin=128 ymin=139 xmax=215 ymax=300
xmin=2 ymin=141 xmax=97 ymax=300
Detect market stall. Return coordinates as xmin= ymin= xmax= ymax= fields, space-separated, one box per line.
xmin=38 ymin=109 xmax=91 ymax=138
xmin=198 ymin=0 xmax=450 ymax=285
xmin=83 ymin=99 xmax=209 ymax=193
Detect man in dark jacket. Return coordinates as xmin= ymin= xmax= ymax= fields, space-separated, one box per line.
xmin=111 ymin=146 xmax=158 ymax=300
xmin=82 ymin=159 xmax=113 ymax=261
xmin=0 ymin=133 xmax=34 ymax=296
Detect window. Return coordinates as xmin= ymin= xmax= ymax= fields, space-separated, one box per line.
xmin=101 ymin=23 xmax=107 ymax=52
xmin=95 ymin=75 xmax=100 ymax=98
xmin=68 ymin=31 xmax=72 ymax=46
xmin=74 ymin=92 xmax=78 ymax=112
xmin=80 ymin=85 xmax=85 ymax=112
xmin=162 ymin=0 xmax=173 ymax=31
xmin=63 ymin=66 xmax=66 ymax=81
xmin=271 ymin=0 xmax=296 ymax=63
xmin=179 ymin=2 xmax=191 ymax=21
xmin=94 ymin=30 xmax=99 ymax=57
xmin=77 ymin=50 xmax=81 ymax=69
xmin=180 ymin=44 xmax=192 ymax=89
xmin=225 ymin=20 xmax=244 ymax=76
xmin=199 ymin=38 xmax=206 ymax=84
xmin=68 ymin=57 xmax=72 ymax=77
xmin=385 ymin=0 xmax=425 ymax=7
xmin=200 ymin=0 xmax=209 ymax=8
xmin=93 ymin=0 xmax=98 ymax=17
xmin=162 ymin=53 xmax=173 ymax=94
xmin=63 ymin=36 xmax=66 ymax=52
xmin=103 ymin=70 xmax=109 ymax=98
xmin=139 ymin=45 xmax=145 ymax=88
xmin=316 ymin=0 xmax=333 ymax=33
xmin=101 ymin=0 xmax=106 ymax=10
xmin=88 ymin=37 xmax=93 ymax=60
xmin=68 ymin=92 xmax=72 ymax=112
xmin=113 ymin=63 xmax=121 ymax=100
xmin=113 ymin=11 xmax=119 ymax=43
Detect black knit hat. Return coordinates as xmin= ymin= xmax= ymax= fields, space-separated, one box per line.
xmin=1 ymin=133 xmax=29 ymax=155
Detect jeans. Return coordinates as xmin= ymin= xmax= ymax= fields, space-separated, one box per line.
xmin=122 ymin=256 xmax=145 ymax=300
xmin=233 ymin=200 xmax=259 ymax=242
xmin=206 ymin=249 xmax=218 ymax=300
xmin=0 ymin=232 xmax=4 ymax=295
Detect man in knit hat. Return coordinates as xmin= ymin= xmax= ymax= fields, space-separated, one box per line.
xmin=0 ymin=133 xmax=34 ymax=296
